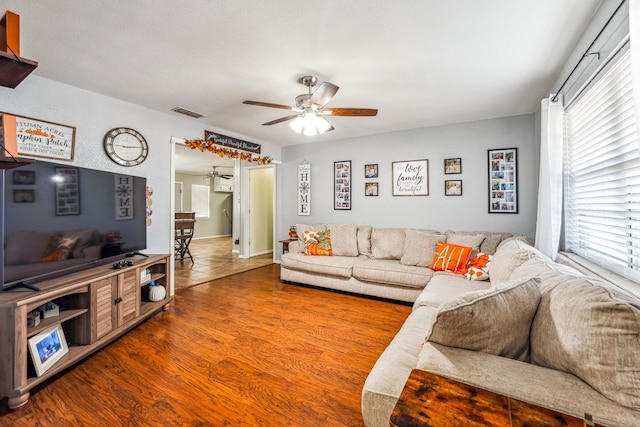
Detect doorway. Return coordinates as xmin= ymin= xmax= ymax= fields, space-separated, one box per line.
xmin=249 ymin=167 xmax=274 ymax=257
xmin=172 ymin=140 xmax=275 ymax=288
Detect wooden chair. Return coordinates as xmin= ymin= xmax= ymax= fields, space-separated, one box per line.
xmin=175 ymin=212 xmax=196 ymax=263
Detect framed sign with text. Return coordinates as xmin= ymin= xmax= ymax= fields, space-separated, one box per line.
xmin=298 ymin=162 xmax=311 ymax=215
xmin=3 ymin=113 xmax=76 ymax=161
xmin=392 ymin=159 xmax=429 ymax=196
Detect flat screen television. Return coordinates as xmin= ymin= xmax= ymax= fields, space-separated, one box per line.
xmin=1 ymin=160 xmax=147 ymax=291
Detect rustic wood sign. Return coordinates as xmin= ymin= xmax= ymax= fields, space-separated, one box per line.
xmin=204 ymin=130 xmax=261 ymax=154
xmin=3 ymin=113 xmax=76 ymax=161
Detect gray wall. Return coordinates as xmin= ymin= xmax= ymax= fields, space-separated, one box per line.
xmin=175 ymin=172 xmax=232 ymax=239
xmin=279 ymin=114 xmax=538 ymax=251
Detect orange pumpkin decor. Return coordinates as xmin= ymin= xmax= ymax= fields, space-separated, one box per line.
xmin=303 ymin=230 xmax=333 ymax=256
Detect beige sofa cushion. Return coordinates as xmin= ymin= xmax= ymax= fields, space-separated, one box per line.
xmin=531 ymin=276 xmax=640 ymax=410
xmin=445 ymin=230 xmax=513 ymax=255
xmin=489 ymin=238 xmax=538 ymax=285
xmin=413 ymin=274 xmax=492 ymax=309
xmin=445 ymin=231 xmax=485 ymax=251
xmin=280 ymin=253 xmax=362 ymax=278
xmin=371 ymin=228 xmax=406 ymax=260
xmin=327 ymin=224 xmax=359 ymax=256
xmin=426 ymin=277 xmax=541 ymax=361
xmin=357 ymin=225 xmax=373 ymax=257
xmin=353 ymin=259 xmax=433 ymax=289
xmin=401 ymin=231 xmax=445 ymax=267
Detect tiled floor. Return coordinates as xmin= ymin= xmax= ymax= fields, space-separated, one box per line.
xmin=173 ymin=236 xmax=274 ymax=290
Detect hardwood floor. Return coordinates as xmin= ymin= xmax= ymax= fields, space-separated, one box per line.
xmin=174 ymin=236 xmax=274 ymax=290
xmin=0 ymin=265 xmax=411 ymax=426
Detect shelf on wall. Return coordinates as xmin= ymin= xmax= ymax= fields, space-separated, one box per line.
xmin=0 ymin=157 xmax=35 ymax=169
xmin=0 ymin=50 xmax=38 ymax=88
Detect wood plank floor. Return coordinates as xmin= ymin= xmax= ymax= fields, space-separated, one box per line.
xmin=174 ymin=236 xmax=274 ymax=290
xmin=0 ymin=265 xmax=412 ymax=426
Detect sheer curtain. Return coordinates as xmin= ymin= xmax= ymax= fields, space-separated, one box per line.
xmin=535 ymin=96 xmax=564 ymax=260
xmin=632 ymin=0 xmax=640 ymax=147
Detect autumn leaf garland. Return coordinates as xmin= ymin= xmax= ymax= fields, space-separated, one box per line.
xmin=183 ymin=139 xmax=272 ymax=164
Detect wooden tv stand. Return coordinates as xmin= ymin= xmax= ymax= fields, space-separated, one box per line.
xmin=0 ymin=254 xmax=172 ymax=409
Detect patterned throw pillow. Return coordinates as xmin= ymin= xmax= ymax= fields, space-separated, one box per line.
xmin=41 ymin=236 xmax=79 ymax=262
xmin=464 ymin=252 xmax=492 ymax=281
xmin=430 ymin=241 xmax=473 ymax=274
xmin=303 ymin=230 xmax=333 ymax=256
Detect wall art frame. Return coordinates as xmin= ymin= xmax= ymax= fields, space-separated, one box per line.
xmin=488 ymin=148 xmax=518 ymax=213
xmin=2 ymin=112 xmax=76 ymax=161
xmin=55 ymin=167 xmax=80 ymax=216
xmin=12 ymin=170 xmax=35 ymax=185
xmin=365 ymin=163 xmax=378 ymax=178
xmin=445 ymin=180 xmax=462 ymax=196
xmin=334 ymin=160 xmax=351 ymax=210
xmin=392 ymin=159 xmax=429 ymax=196
xmin=28 ymin=323 xmax=69 ymax=377
xmin=13 ymin=189 xmax=35 ymax=203
xmin=365 ymin=182 xmax=379 ymax=196
xmin=444 ymin=158 xmax=462 ymax=174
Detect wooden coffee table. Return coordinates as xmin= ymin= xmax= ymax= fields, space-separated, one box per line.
xmin=390 ymin=369 xmax=606 ymax=427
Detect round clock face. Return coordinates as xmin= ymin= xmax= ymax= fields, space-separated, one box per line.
xmin=104 ymin=128 xmax=149 ymax=166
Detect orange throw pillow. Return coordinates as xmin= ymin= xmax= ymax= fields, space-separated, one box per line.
xmin=431 ymin=241 xmax=473 ymax=274
xmin=464 ymin=252 xmax=492 ymax=281
xmin=303 ymin=230 xmax=333 ymax=256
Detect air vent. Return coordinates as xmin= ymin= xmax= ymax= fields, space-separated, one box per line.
xmin=170 ymin=107 xmax=204 ymax=118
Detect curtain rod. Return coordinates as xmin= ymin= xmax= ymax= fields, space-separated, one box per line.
xmin=551 ymin=0 xmax=626 ymax=103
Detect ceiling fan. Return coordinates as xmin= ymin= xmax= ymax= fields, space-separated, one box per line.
xmin=207 ymin=166 xmax=233 ymax=179
xmin=243 ymin=75 xmax=378 ymax=136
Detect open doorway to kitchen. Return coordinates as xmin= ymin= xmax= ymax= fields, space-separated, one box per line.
xmin=173 ymin=142 xmax=273 ymax=290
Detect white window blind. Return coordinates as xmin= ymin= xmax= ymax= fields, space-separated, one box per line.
xmin=565 ymin=49 xmax=640 ymax=282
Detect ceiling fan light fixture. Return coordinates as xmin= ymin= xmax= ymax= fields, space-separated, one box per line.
xmin=289 ymin=115 xmax=304 ymax=133
xmin=316 ymin=115 xmax=332 ymax=133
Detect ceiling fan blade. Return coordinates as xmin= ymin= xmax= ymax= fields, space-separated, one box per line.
xmin=262 ymin=114 xmax=300 ymax=126
xmin=243 ymin=100 xmax=295 ymax=110
xmin=309 ymin=82 xmax=339 ymax=107
xmin=322 ymin=107 xmax=378 ymax=117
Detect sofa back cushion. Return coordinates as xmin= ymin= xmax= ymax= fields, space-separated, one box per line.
xmin=357 ymin=225 xmax=373 ymax=257
xmin=426 ymin=277 xmax=541 ymax=361
xmin=444 ymin=232 xmax=486 ymax=252
xmin=444 ymin=230 xmax=513 ymax=255
xmin=401 ymin=230 xmax=444 ymax=267
xmin=489 ymin=237 xmax=541 ymax=285
xmin=530 ymin=276 xmax=640 ymax=410
xmin=327 ymin=224 xmax=359 ymax=256
xmin=371 ymin=228 xmax=406 ymax=260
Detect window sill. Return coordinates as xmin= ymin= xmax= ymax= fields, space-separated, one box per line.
xmin=557 ymin=252 xmax=640 ymax=299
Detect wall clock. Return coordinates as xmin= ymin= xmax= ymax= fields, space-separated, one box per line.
xmin=103 ymin=127 xmax=149 ymax=166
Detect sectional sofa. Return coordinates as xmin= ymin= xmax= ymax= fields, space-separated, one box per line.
xmin=280 ymin=224 xmax=640 ymax=427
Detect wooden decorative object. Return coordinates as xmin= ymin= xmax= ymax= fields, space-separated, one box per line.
xmin=0 ymin=11 xmax=39 ymax=89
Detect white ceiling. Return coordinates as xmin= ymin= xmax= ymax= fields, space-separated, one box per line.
xmin=4 ymin=0 xmax=602 ymax=174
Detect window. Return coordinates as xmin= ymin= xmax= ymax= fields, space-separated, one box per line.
xmin=564 ymin=48 xmax=640 ymax=283
xmin=191 ymin=184 xmax=210 ymax=219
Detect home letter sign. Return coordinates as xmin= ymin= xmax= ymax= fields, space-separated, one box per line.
xmin=115 ymin=175 xmax=134 ymax=220
xmin=298 ymin=162 xmax=310 ymax=216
